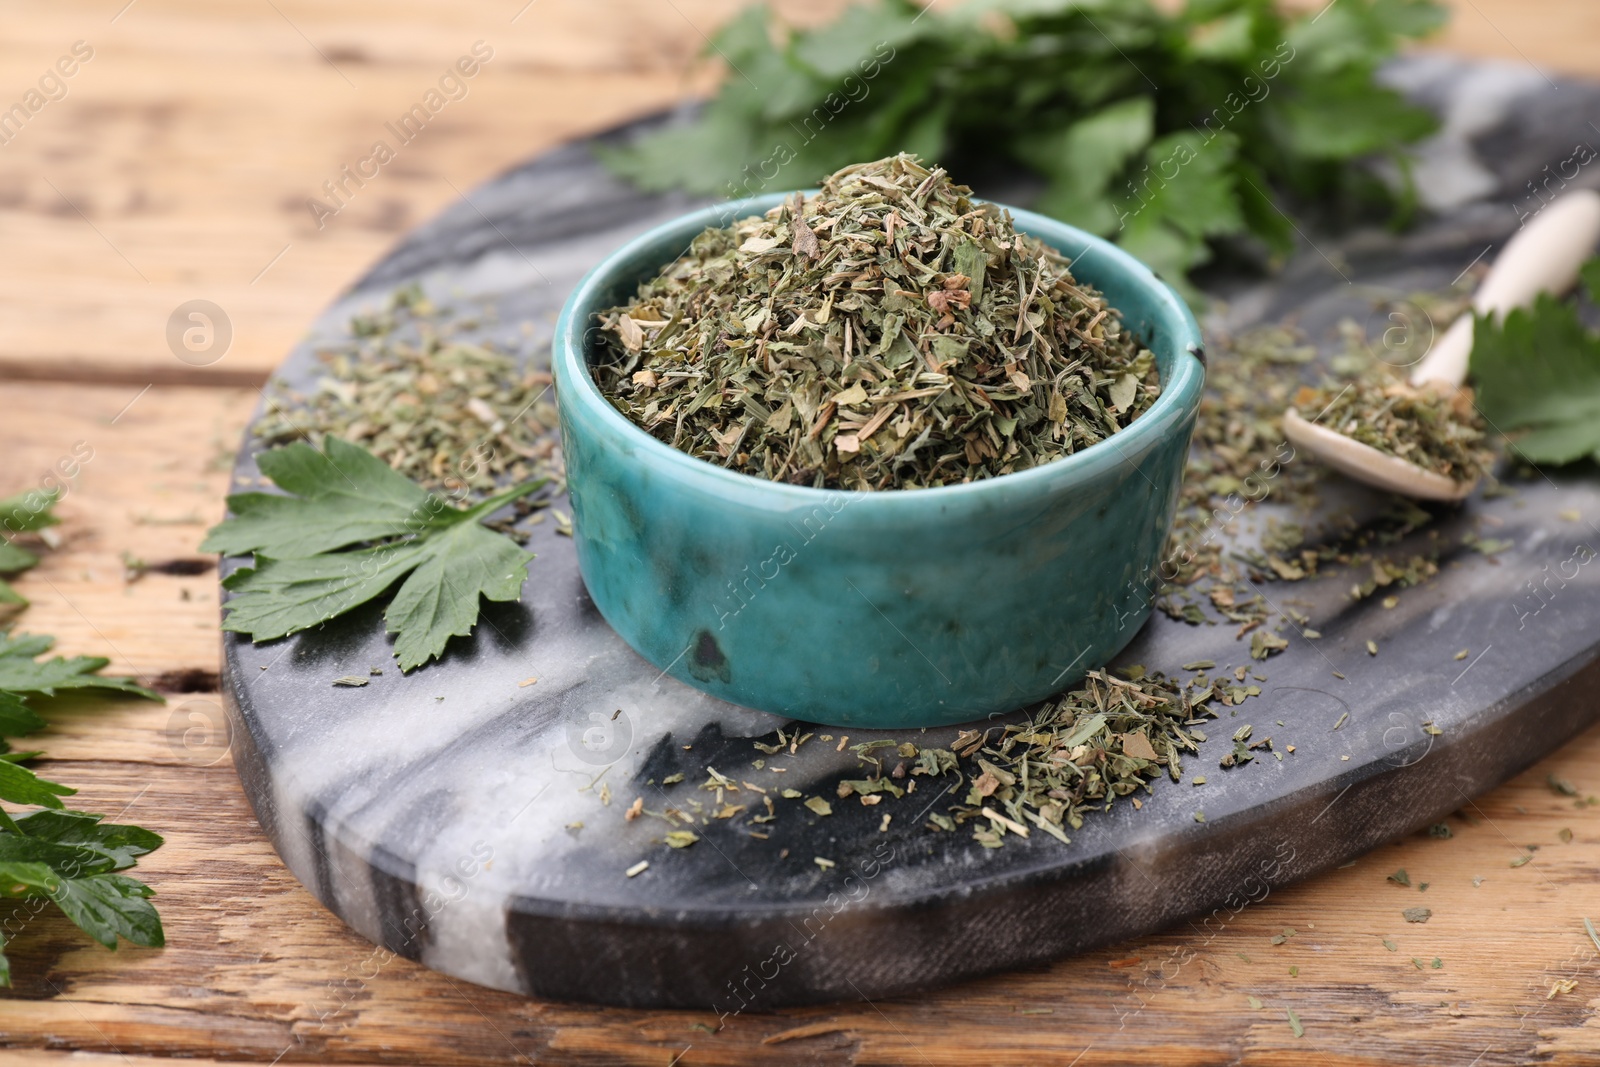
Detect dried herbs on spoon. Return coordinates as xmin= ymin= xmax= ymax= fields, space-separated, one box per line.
xmin=594 ymin=154 xmax=1160 ymax=491
xmin=1292 ymin=376 xmax=1489 ymax=483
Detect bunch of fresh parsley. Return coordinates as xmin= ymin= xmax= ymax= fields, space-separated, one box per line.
xmin=0 ymin=490 xmax=166 ymax=985
xmin=1472 ymin=258 xmax=1600 ymax=465
xmin=204 ymin=436 xmax=547 ymax=671
xmin=600 ymin=0 xmax=1445 ymax=295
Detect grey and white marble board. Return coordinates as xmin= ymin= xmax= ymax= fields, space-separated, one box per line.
xmin=220 ymin=56 xmax=1600 ymax=1008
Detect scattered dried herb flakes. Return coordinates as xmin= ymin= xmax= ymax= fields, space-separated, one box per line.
xmin=254 ymin=284 xmax=562 ymax=505
xmin=1548 ymin=774 xmax=1579 ymax=797
xmin=1387 ymin=868 xmax=1411 ymax=887
xmin=1286 ymin=1009 xmax=1305 ymax=1038
xmin=331 ymin=675 xmax=369 ymax=688
xmin=1156 ymin=325 xmax=1443 ymax=644
xmin=1382 ymin=939 xmax=1398 ymax=952
xmin=1159 ymin=325 xmax=1322 ymax=603
xmin=1402 ymin=907 xmax=1432 ymax=923
xmin=1510 ymin=853 xmax=1532 ymax=868
xmin=941 ymin=671 xmax=1208 ymax=848
xmin=596 ymin=154 xmax=1159 ymax=491
xmin=665 ymin=830 xmax=699 ymax=849
xmin=1463 ymin=532 xmax=1513 ymax=555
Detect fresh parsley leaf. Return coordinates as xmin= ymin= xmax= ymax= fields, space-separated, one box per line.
xmin=0 ymin=760 xmax=74 ymax=811
xmin=0 ymin=488 xmax=58 ymax=611
xmin=0 ymin=541 xmax=38 ymax=574
xmin=0 ymin=632 xmax=162 ymax=705
xmin=1581 ymin=256 xmax=1600 ymax=305
xmin=0 ymin=832 xmax=114 ymax=878
xmin=46 ymin=872 xmax=163 ymax=950
xmin=381 ymin=518 xmax=537 ymax=670
xmin=13 ymin=810 xmax=163 ymax=871
xmin=1471 ymin=265 xmax=1600 ymax=465
xmin=208 ymin=436 xmax=546 ymax=671
xmin=0 ymin=581 xmax=24 ymax=615
xmin=1117 ymin=130 xmax=1246 ymax=298
xmin=0 ymin=692 xmax=45 ymax=738
xmin=1021 ymin=97 xmax=1155 ymax=236
xmin=0 ymin=489 xmax=59 ymax=535
xmin=0 ymin=860 xmax=61 ymax=897
xmin=1274 ymin=68 xmax=1438 ymax=161
xmin=200 ymin=436 xmax=458 ymax=559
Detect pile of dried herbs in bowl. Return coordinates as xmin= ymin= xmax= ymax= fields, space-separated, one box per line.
xmin=1291 ymin=376 xmax=1490 ymax=484
xmin=593 ymin=154 xmax=1160 ymax=491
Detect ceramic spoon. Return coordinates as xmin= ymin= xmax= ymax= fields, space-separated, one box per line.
xmin=1282 ymin=188 xmax=1600 ymax=502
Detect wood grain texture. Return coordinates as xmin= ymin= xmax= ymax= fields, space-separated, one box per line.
xmin=1 ymin=1 xmax=1600 ymax=1063
xmin=0 ymin=0 xmax=1586 ymax=387
xmin=0 ymin=0 xmax=852 ymax=386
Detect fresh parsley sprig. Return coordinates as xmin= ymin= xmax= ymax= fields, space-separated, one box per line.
xmin=0 ymin=493 xmax=166 ymax=986
xmin=1471 ymin=258 xmax=1600 ymax=465
xmin=600 ymin=0 xmax=1445 ymax=296
xmin=204 ymin=436 xmax=547 ymax=671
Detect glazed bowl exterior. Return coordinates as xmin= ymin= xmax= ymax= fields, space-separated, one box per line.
xmin=553 ymin=193 xmax=1204 ymax=729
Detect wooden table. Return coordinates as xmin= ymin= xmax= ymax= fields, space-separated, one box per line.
xmin=3 ymin=2 xmax=1599 ymax=1063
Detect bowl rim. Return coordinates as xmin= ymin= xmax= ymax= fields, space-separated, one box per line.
xmin=553 ymin=190 xmax=1205 ymax=506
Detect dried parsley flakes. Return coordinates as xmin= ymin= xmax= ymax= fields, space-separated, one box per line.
xmin=595 ymin=154 xmax=1159 ymax=490
xmin=944 ymin=670 xmax=1208 ymax=847
xmin=254 ymin=284 xmax=562 ymax=504
xmin=1291 ymin=378 xmax=1489 ymax=483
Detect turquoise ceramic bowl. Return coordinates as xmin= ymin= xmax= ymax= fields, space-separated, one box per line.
xmin=553 ymin=193 xmax=1204 ymax=729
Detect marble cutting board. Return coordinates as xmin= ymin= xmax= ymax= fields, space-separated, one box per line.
xmin=219 ymin=55 xmax=1600 ymax=1008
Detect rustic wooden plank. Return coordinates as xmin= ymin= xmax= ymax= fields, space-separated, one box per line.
xmin=0 ymin=0 xmax=850 ymax=386
xmin=1 ymin=382 xmax=254 ymax=680
xmin=0 ymin=727 xmax=1597 ymax=1064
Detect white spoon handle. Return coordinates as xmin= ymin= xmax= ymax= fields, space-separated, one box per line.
xmin=1411 ymin=188 xmax=1600 ymax=387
